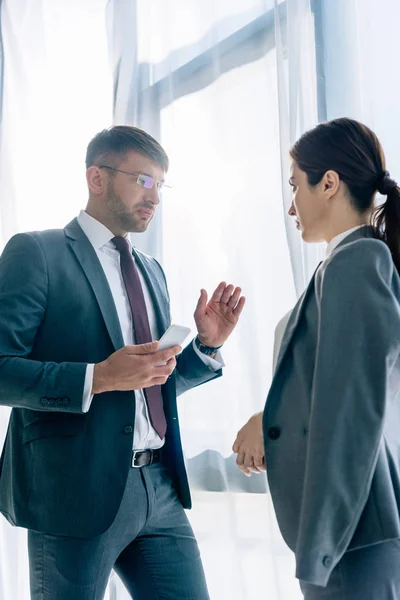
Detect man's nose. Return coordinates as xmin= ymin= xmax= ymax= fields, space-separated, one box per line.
xmin=146 ymin=187 xmax=161 ymax=205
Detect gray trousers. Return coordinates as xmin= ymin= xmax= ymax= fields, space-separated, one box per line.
xmin=300 ymin=540 xmax=400 ymax=599
xmin=28 ymin=463 xmax=210 ymax=600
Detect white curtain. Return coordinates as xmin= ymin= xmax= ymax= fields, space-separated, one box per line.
xmin=1 ymin=0 xmax=399 ymax=599
xmin=0 ymin=1 xmax=113 ymax=598
xmin=317 ymin=0 xmax=400 ymax=172
xmin=107 ymin=1 xmax=319 ymax=598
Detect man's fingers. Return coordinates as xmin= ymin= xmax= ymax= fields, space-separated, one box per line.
xmin=153 ymin=358 xmax=177 ymax=376
xmin=152 ymin=345 xmax=182 ymax=364
xmin=128 ymin=341 xmax=160 ymax=354
xmin=220 ymin=284 xmax=234 ymax=304
xmin=165 ymin=356 xmax=177 ymax=367
xmin=233 ymin=296 xmax=246 ymax=317
xmin=227 ymin=287 xmax=242 ymax=309
xmin=210 ymin=281 xmax=227 ymax=303
xmin=156 ymin=356 xmax=177 ymax=373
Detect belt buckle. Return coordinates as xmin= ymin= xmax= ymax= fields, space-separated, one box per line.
xmin=132 ymin=450 xmax=141 ymax=468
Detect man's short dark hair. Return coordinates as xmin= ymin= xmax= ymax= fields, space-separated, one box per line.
xmin=85 ymin=125 xmax=169 ymax=171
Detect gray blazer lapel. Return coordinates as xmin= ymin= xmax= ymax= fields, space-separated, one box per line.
xmin=132 ymin=248 xmax=170 ymax=336
xmin=274 ymin=227 xmax=374 ymax=377
xmin=274 ymin=265 xmax=321 ymax=377
xmin=64 ymin=219 xmax=125 ymax=351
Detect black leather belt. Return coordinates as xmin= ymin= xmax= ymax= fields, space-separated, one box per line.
xmin=131 ymin=448 xmax=162 ymax=468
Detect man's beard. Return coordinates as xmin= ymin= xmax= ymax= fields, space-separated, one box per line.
xmin=106 ymin=182 xmax=149 ymax=233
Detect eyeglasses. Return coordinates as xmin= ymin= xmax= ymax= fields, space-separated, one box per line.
xmin=98 ymin=165 xmax=171 ymax=192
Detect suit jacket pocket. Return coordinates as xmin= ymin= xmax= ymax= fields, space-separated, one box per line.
xmin=23 ymin=415 xmax=85 ymax=444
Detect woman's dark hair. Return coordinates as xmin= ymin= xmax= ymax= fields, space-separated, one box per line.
xmin=290 ymin=117 xmax=400 ymax=272
xmin=86 ymin=125 xmax=169 ymax=172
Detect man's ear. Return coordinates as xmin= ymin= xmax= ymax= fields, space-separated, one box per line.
xmin=86 ymin=166 xmax=106 ymax=196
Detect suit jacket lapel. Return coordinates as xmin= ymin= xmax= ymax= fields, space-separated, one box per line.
xmin=64 ymin=219 xmax=125 ymax=351
xmin=132 ymin=248 xmax=170 ymax=337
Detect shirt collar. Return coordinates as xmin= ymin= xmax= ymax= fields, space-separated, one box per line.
xmin=77 ymin=210 xmax=131 ymax=251
xmin=325 ymin=225 xmax=367 ymax=258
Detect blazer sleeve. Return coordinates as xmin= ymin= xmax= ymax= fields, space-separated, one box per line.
xmin=152 ymin=257 xmax=222 ymax=396
xmin=0 ymin=233 xmax=87 ymax=412
xmin=295 ymin=239 xmax=400 ymax=586
xmin=175 ymin=341 xmax=222 ymax=396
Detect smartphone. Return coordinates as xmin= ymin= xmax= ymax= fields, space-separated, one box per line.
xmin=156 ymin=324 xmax=192 ymax=365
xmin=158 ymin=324 xmax=192 ymax=351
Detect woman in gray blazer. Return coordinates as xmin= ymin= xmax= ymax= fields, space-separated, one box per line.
xmin=233 ymin=118 xmax=400 ymax=599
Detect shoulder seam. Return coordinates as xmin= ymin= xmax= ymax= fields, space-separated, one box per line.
xmin=24 ymin=232 xmax=49 ymax=293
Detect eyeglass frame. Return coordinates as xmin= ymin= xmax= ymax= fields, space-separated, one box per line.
xmin=98 ymin=165 xmax=171 ymax=192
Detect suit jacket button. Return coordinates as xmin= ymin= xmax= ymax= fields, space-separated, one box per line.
xmin=267 ymin=426 xmax=281 ymax=440
xmin=322 ymin=556 xmax=332 ymax=568
xmin=40 ymin=397 xmax=48 ymax=406
xmin=48 ymin=398 xmax=55 ymax=405
xmin=124 ymin=425 xmax=133 ymax=434
xmin=303 ymin=427 xmax=309 ymax=436
xmin=62 ymin=398 xmax=70 ymax=405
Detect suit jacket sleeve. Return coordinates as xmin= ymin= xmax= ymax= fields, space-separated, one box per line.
xmin=175 ymin=341 xmax=222 ymax=396
xmin=295 ymin=239 xmax=400 ymax=586
xmin=152 ymin=258 xmax=222 ymax=396
xmin=0 ymin=233 xmax=87 ymax=412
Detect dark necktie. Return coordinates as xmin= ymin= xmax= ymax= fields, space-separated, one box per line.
xmin=112 ymin=236 xmax=167 ymax=439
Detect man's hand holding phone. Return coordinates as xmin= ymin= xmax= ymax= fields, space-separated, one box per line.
xmin=92 ymin=325 xmax=191 ymax=394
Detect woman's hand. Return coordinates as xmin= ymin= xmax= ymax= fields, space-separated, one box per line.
xmin=232 ymin=412 xmax=266 ymax=477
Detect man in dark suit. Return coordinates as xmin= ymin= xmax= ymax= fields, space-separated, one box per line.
xmin=0 ymin=126 xmax=245 ymax=599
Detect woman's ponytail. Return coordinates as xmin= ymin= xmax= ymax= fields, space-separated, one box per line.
xmin=372 ymin=171 xmax=400 ymax=274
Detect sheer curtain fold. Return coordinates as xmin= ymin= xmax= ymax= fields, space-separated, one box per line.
xmin=274 ymin=0 xmax=325 ymax=295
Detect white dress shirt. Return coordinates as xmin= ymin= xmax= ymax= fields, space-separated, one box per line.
xmin=272 ymin=225 xmax=367 ymax=371
xmin=77 ymin=210 xmax=223 ymax=449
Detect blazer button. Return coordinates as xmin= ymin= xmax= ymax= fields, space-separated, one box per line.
xmin=322 ymin=556 xmax=332 ymax=568
xmin=303 ymin=427 xmax=309 ymax=436
xmin=40 ymin=397 xmax=48 ymax=406
xmin=48 ymin=398 xmax=55 ymax=405
xmin=267 ymin=426 xmax=281 ymax=440
xmin=62 ymin=398 xmax=70 ymax=405
xmin=124 ymin=425 xmax=133 ymax=434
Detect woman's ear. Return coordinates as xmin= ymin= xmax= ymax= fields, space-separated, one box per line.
xmin=322 ymin=170 xmax=340 ymax=198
